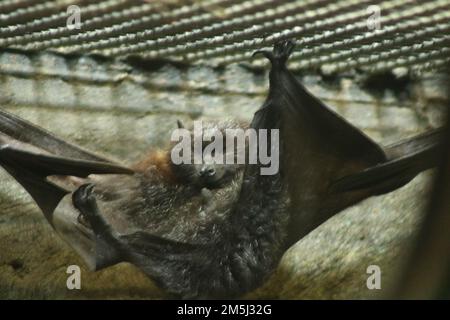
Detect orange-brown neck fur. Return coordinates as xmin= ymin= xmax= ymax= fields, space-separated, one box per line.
xmin=133 ymin=150 xmax=178 ymax=183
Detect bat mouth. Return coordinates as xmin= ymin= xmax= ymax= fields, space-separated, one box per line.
xmin=52 ymin=193 xmax=97 ymax=270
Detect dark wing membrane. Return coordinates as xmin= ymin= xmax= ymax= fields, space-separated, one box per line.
xmin=384 ymin=128 xmax=444 ymax=160
xmin=331 ymin=128 xmax=445 ymax=195
xmin=0 ymin=161 xmax=69 ymax=220
xmin=121 ymin=232 xmax=202 ymax=260
xmin=0 ymin=109 xmax=134 ymax=222
xmin=253 ymin=42 xmax=386 ymax=164
xmin=0 ymin=108 xmax=113 ymax=163
xmin=0 ymin=143 xmax=133 ymax=223
xmin=253 ymin=41 xmax=444 ymax=245
xmin=0 ymin=145 xmax=134 ymax=178
xmin=253 ymin=41 xmax=387 ymax=243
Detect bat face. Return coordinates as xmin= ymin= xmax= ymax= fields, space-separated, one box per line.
xmin=170 ymin=120 xmax=247 ymax=188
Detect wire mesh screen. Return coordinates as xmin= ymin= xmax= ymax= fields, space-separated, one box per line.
xmin=0 ymin=0 xmax=449 ymax=74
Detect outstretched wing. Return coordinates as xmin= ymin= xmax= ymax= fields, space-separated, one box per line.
xmin=253 ymin=41 xmax=388 ymax=245
xmin=331 ymin=128 xmax=444 ymax=195
xmin=0 ymin=109 xmax=114 ymax=162
xmin=0 ymin=108 xmax=133 ymax=223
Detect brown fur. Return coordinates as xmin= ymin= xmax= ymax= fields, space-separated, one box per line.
xmin=133 ymin=150 xmax=178 ymax=183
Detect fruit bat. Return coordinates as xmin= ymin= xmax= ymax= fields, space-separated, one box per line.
xmin=0 ymin=40 xmax=444 ymax=299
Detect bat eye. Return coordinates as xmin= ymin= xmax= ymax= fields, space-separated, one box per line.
xmin=77 ymin=213 xmax=91 ymax=229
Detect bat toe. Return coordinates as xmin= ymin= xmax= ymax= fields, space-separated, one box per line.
xmin=252 ymin=39 xmax=296 ymax=66
xmin=272 ymin=39 xmax=296 ymax=63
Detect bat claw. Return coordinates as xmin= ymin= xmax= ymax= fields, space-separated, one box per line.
xmin=73 ymin=183 xmax=97 ymax=218
xmin=73 ymin=183 xmax=113 ymax=237
xmin=273 ymin=39 xmax=295 ymax=57
xmin=252 ymin=50 xmax=274 ymax=62
xmin=253 ymin=39 xmax=296 ymax=66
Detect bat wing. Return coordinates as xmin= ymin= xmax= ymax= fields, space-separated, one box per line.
xmin=253 ymin=41 xmax=388 ymax=244
xmin=0 ymin=144 xmax=133 ymax=222
xmin=331 ymin=128 xmax=444 ymax=195
xmin=0 ymin=109 xmax=133 ymax=223
xmin=253 ymin=41 xmax=443 ymax=245
xmin=0 ymin=108 xmax=113 ymax=162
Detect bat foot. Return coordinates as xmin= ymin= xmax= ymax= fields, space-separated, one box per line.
xmin=73 ymin=183 xmax=96 ymax=214
xmin=73 ymin=184 xmax=124 ymax=268
xmin=73 ymin=183 xmax=110 ymax=235
xmin=253 ymin=39 xmax=296 ymax=65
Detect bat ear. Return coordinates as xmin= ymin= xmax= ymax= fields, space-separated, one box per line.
xmin=177 ymin=119 xmax=185 ymax=129
xmin=253 ymin=39 xmax=296 ymax=65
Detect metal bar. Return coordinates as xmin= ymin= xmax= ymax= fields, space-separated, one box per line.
xmin=66 ymin=0 xmax=270 ymax=49
xmin=206 ymin=0 xmax=447 ymax=65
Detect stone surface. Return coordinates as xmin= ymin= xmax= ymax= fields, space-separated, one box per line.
xmin=0 ymin=50 xmax=447 ymax=299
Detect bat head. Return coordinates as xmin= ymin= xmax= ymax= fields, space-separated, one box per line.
xmin=171 ymin=120 xmax=246 ymax=189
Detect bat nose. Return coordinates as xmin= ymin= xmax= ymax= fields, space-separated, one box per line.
xmin=200 ymin=166 xmax=215 ymax=177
